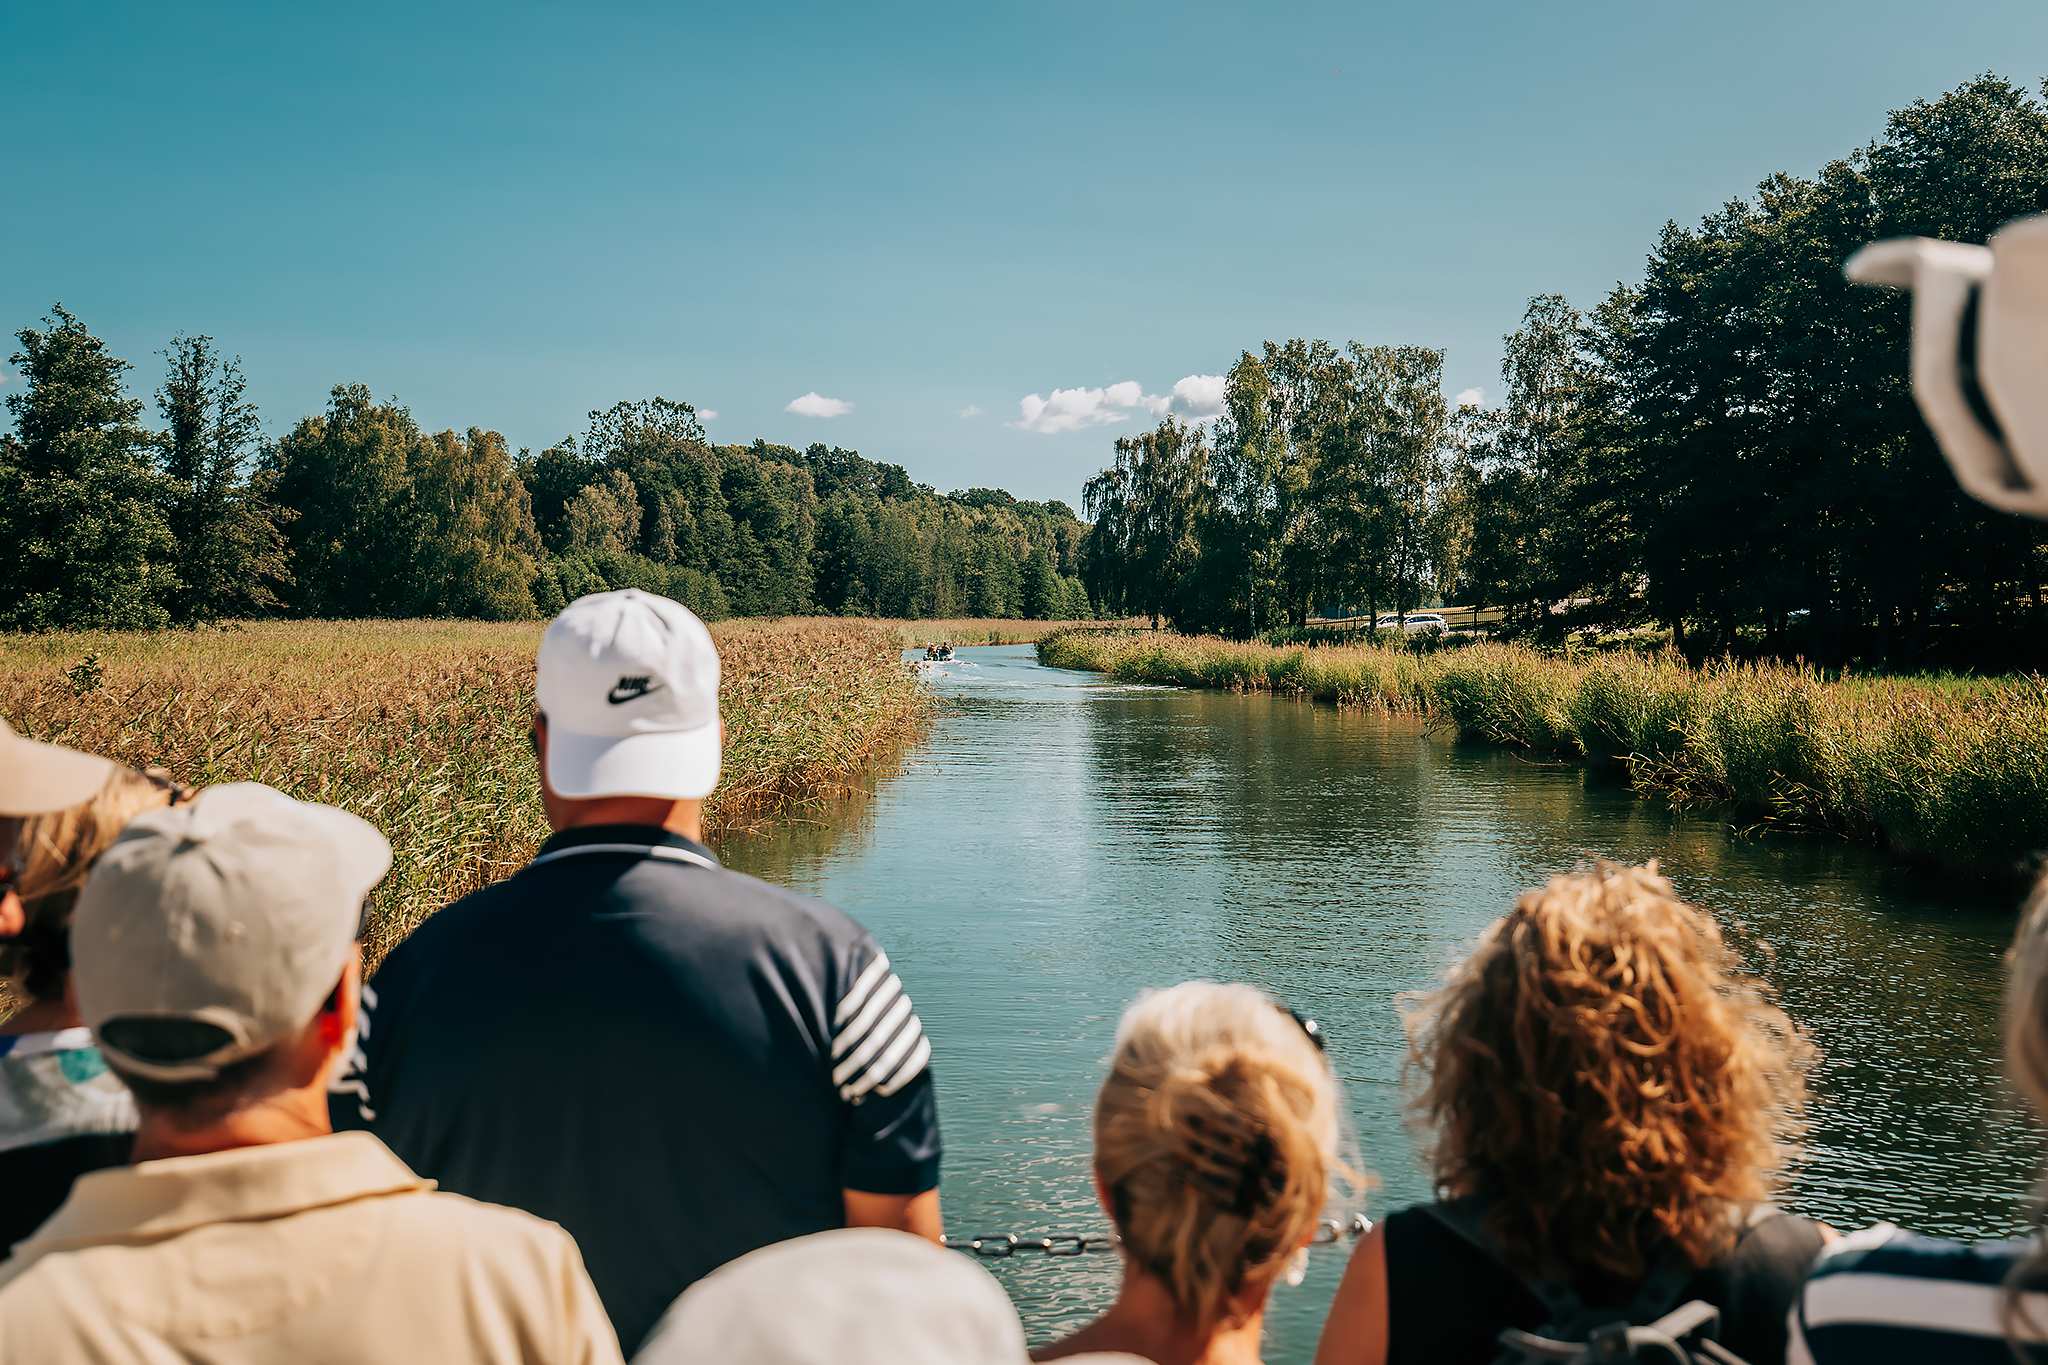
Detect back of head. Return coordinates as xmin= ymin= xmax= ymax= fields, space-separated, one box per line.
xmin=1408 ymin=862 xmax=1810 ymax=1282
xmin=638 ymin=1227 xmax=1025 ymax=1365
xmin=1094 ymin=981 xmax=1339 ymax=1332
xmin=3 ymin=767 xmax=174 ymax=1002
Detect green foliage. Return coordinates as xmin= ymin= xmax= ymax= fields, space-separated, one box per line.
xmin=0 ymin=306 xmax=179 ymax=629
xmin=1081 ymin=341 xmax=1465 ymax=636
xmin=156 ymin=334 xmax=294 ymax=622
xmin=3 ymin=314 xmax=1088 ymax=629
xmin=1458 ymin=74 xmax=2048 ymax=669
xmin=270 ymin=387 xmax=538 ymax=620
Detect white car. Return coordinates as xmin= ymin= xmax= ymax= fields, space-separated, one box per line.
xmin=1371 ymin=613 xmax=1447 ymax=633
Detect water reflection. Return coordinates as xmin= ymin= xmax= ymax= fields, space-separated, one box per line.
xmin=720 ymin=645 xmax=2041 ymax=1362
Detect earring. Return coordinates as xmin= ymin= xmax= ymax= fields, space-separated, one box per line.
xmin=1285 ymin=1246 xmax=1309 ymax=1287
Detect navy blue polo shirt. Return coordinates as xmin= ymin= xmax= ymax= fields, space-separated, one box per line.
xmin=329 ymin=824 xmax=942 ymax=1352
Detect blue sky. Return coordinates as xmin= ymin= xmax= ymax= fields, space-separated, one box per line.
xmin=5 ymin=1 xmax=2048 ymax=505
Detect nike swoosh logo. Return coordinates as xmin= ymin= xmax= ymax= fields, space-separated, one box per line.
xmin=607 ymin=679 xmax=663 ymax=705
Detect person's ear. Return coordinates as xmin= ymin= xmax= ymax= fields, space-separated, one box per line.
xmin=317 ymin=947 xmax=363 ymax=1051
xmin=0 ymin=891 xmax=22 ymax=941
xmin=1093 ymin=1164 xmax=1115 ymax=1222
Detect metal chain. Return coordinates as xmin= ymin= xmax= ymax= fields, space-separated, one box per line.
xmin=944 ymin=1215 xmax=1372 ymax=1259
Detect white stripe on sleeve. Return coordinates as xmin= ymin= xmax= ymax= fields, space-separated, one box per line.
xmin=835 ymin=954 xmax=893 ymax=1028
xmin=845 ymin=1014 xmax=925 ymax=1101
xmin=1800 ymin=1272 xmax=2048 ymax=1339
xmin=833 ymin=975 xmax=903 ymax=1058
xmin=874 ymin=1033 xmax=932 ymax=1098
xmin=833 ymin=995 xmax=913 ymax=1087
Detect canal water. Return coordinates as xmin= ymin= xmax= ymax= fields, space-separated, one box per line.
xmin=720 ymin=645 xmax=2042 ymax=1362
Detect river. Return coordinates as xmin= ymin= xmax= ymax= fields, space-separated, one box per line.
xmin=719 ymin=644 xmax=2042 ymax=1362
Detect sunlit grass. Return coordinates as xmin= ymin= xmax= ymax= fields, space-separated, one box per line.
xmin=1039 ymin=628 xmax=2048 ymax=872
xmin=2 ymin=618 xmax=932 ymax=965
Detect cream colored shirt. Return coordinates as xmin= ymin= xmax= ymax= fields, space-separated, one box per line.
xmin=0 ymin=1130 xmax=624 ymax=1365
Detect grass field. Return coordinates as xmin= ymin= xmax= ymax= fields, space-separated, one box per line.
xmin=1039 ymin=628 xmax=2048 ymax=876
xmin=1 ymin=617 xmax=940 ymax=965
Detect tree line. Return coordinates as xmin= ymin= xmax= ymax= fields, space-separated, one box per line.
xmin=1082 ymin=74 xmax=2048 ymax=670
xmin=0 ymin=314 xmax=1094 ymax=629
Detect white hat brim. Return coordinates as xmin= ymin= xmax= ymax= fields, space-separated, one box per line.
xmin=546 ymin=723 xmax=722 ymax=802
xmin=0 ymin=720 xmax=118 ymax=815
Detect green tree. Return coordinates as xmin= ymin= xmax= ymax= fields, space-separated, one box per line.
xmin=156 ymin=333 xmax=292 ymax=621
xmin=270 ymin=387 xmax=537 ymax=619
xmin=0 ymin=306 xmax=177 ymax=628
xmin=408 ymin=427 xmax=538 ymax=619
xmin=1082 ymin=416 xmax=1210 ymax=627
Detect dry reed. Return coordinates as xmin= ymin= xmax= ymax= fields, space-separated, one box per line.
xmin=1 ymin=618 xmax=930 ymax=965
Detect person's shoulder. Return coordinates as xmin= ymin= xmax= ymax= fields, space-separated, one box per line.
xmin=378 ymin=873 xmax=526 ymax=967
xmin=384 ymin=1184 xmax=589 ymax=1264
xmin=635 ymin=858 xmax=878 ymax=955
xmin=1794 ymin=1224 xmax=2046 ymax=1362
xmin=1807 ymin=1223 xmax=2031 ymax=1285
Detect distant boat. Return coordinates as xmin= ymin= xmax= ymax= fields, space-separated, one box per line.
xmin=924 ymin=642 xmax=954 ymax=661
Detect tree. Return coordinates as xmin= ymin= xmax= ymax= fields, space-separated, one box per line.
xmin=408 ymin=427 xmax=538 ymax=619
xmin=0 ymin=305 xmax=177 ymax=628
xmin=156 ymin=334 xmax=292 ymax=621
xmin=1082 ymin=416 xmax=1210 ymax=628
xmin=270 ymin=386 xmax=537 ymax=618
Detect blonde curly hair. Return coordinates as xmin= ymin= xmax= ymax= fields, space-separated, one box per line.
xmin=1405 ymin=861 xmax=1812 ymax=1283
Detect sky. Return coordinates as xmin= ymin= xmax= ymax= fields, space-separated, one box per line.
xmin=5 ymin=2 xmax=2048 ymax=506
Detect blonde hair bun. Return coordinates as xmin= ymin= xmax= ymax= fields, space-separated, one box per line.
xmin=1094 ymin=982 xmax=1341 ymax=1330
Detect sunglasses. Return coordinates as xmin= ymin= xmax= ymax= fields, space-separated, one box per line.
xmin=1285 ymin=1007 xmax=1326 ymax=1053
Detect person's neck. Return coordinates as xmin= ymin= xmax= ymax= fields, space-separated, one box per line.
xmin=546 ymin=795 xmax=704 ymax=843
xmin=0 ymin=997 xmax=80 ymax=1037
xmin=129 ymin=1085 xmax=334 ymax=1163
xmin=1037 ymin=1266 xmax=1270 ymax=1365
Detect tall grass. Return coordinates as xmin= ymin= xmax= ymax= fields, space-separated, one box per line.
xmin=1 ymin=619 xmax=930 ymax=964
xmin=1039 ymin=628 xmax=2048 ymax=873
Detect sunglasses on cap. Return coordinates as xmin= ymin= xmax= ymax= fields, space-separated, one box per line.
xmin=1285 ymin=1006 xmax=1326 ymax=1052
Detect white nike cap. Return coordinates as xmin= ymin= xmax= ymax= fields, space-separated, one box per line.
xmin=535 ymin=589 xmax=722 ymax=802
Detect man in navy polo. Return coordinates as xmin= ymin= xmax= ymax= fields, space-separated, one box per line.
xmin=332 ymin=589 xmax=942 ymax=1352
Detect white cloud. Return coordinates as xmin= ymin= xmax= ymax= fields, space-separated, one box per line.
xmin=1166 ymin=374 xmax=1226 ymax=421
xmin=1008 ymin=374 xmax=1230 ymax=435
xmin=698 ymin=409 xmax=718 ymax=421
xmin=957 ymin=405 xmax=984 ymax=418
xmin=1454 ymin=387 xmax=1485 ymax=408
xmin=1011 ymin=385 xmax=1138 ymax=434
xmin=785 ymin=391 xmax=853 ymax=418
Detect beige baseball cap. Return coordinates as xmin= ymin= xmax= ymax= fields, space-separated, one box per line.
xmin=0 ymin=716 xmax=117 ymax=815
xmin=73 ymin=783 xmax=393 ymax=1083
xmin=536 ymin=589 xmax=722 ymax=801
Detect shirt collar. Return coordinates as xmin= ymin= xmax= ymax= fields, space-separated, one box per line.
xmin=533 ymin=823 xmax=720 ymax=867
xmin=19 ymin=1131 xmax=430 ymax=1251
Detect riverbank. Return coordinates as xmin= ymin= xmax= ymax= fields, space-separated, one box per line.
xmin=1038 ymin=628 xmax=2048 ymax=876
xmin=0 ymin=618 xmax=931 ymax=964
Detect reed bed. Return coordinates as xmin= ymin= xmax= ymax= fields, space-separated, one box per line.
xmin=856 ymin=617 xmax=1140 ymax=647
xmin=1 ymin=619 xmax=930 ymax=965
xmin=1039 ymin=628 xmax=2048 ymax=874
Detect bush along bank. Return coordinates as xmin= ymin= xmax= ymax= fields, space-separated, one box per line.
xmin=1037 ymin=628 xmax=2048 ymax=877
